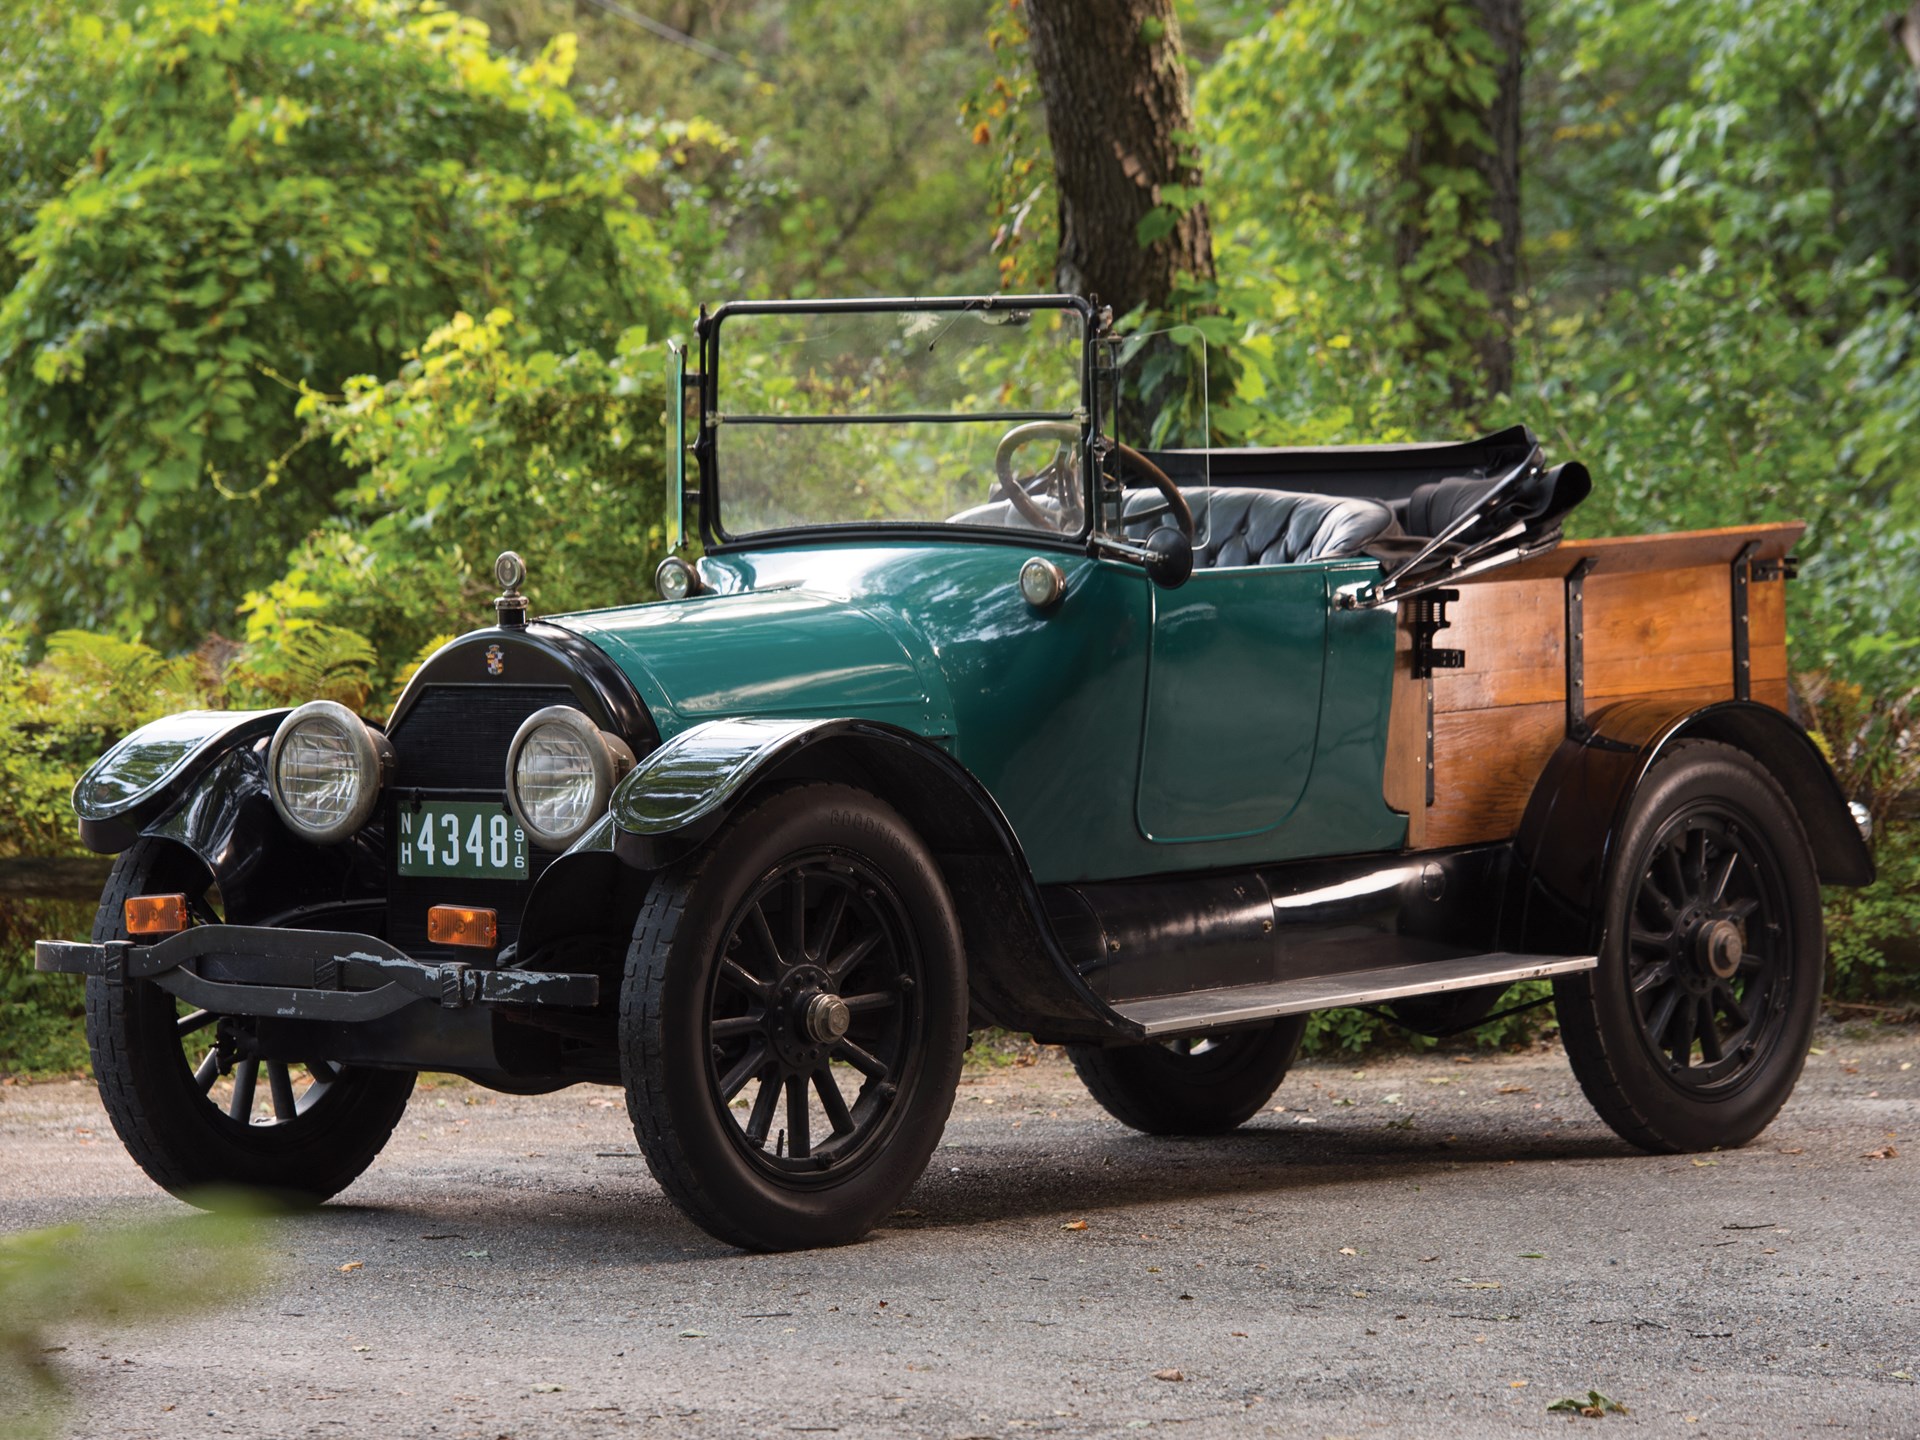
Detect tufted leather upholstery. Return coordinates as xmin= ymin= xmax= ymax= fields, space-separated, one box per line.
xmin=1123 ymin=487 xmax=1394 ymax=569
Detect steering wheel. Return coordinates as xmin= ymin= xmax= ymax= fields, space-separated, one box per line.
xmin=993 ymin=421 xmax=1085 ymax=532
xmin=1108 ymin=442 xmax=1195 ymax=542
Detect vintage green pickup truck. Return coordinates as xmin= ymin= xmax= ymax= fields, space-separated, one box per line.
xmin=39 ymin=295 xmax=1871 ymax=1250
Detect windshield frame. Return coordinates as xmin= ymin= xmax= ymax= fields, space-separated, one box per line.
xmin=694 ymin=294 xmax=1099 ymax=553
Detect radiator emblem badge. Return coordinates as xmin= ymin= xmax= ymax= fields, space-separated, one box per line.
xmin=485 ymin=644 xmax=505 ymax=676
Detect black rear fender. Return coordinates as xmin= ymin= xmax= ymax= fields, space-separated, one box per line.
xmin=1507 ymin=697 xmax=1871 ymax=955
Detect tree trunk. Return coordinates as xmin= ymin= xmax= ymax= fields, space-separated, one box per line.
xmin=1897 ymin=1 xmax=1920 ymax=78
xmin=1396 ymin=0 xmax=1524 ymax=404
xmin=1472 ymin=0 xmax=1523 ymax=398
xmin=1024 ymin=0 xmax=1214 ymax=316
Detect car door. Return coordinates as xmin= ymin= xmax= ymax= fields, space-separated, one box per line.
xmin=1135 ymin=561 xmax=1331 ymax=843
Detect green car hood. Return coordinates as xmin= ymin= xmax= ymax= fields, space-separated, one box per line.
xmin=551 ymin=581 xmax=953 ymax=743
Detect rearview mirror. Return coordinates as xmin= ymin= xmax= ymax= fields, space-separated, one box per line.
xmin=1144 ymin=526 xmax=1193 ymax=590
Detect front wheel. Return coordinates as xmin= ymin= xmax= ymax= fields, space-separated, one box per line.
xmin=620 ymin=784 xmax=967 ymax=1250
xmin=1555 ymin=741 xmax=1824 ymax=1153
xmin=85 ymin=839 xmax=416 ymax=1207
xmin=1067 ymin=1018 xmax=1307 ymax=1135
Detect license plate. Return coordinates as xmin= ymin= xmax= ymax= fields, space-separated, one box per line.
xmin=397 ymin=801 xmax=528 ymax=881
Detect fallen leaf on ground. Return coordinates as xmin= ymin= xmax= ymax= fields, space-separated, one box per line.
xmin=337 ymin=1261 xmax=363 ymax=1273
xmin=531 ymin=1382 xmax=564 ymax=1393
xmin=1152 ymin=1369 xmax=1184 ymax=1382
xmin=1690 ymin=1159 xmax=1717 ymax=1167
xmin=1062 ymin=1220 xmax=1088 ymax=1231
xmin=1548 ymin=1390 xmax=1627 ymax=1418
xmin=1863 ymin=1145 xmax=1898 ymax=1159
xmin=1497 ymin=1084 xmax=1531 ymax=1094
xmin=1510 ymin=1380 xmax=1529 ymax=1388
xmin=1338 ymin=1246 xmax=1357 ymax=1256
xmin=1457 ymin=1279 xmax=1502 ymax=1289
xmin=678 ymin=1330 xmax=708 ymax=1339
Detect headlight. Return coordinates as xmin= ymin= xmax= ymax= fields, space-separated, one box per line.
xmin=506 ymin=706 xmax=636 ymax=850
xmin=267 ymin=700 xmax=391 ymax=844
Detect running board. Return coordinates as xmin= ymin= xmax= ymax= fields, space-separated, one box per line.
xmin=1111 ymin=952 xmax=1597 ymax=1037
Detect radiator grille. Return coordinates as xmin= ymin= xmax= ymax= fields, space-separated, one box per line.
xmin=385 ymin=684 xmax=576 ymax=960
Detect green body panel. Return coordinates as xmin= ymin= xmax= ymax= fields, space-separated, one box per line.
xmin=552 ymin=541 xmax=1407 ymax=885
xmin=1138 ymin=564 xmax=1329 ymax=841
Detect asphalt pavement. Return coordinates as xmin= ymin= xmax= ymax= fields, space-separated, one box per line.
xmin=1 ymin=1024 xmax=1915 ymax=1440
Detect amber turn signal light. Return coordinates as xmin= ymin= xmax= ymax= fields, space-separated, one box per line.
xmin=426 ymin=905 xmax=499 ymax=949
xmin=124 ymin=894 xmax=189 ymax=935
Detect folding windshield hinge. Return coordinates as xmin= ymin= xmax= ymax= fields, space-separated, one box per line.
xmin=1409 ymin=589 xmax=1464 ymax=679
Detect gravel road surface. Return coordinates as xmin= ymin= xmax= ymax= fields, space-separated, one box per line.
xmin=2 ymin=1027 xmax=1915 ymax=1440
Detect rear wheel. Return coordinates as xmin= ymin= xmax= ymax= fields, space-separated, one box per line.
xmin=1555 ymin=741 xmax=1823 ymax=1153
xmin=85 ymin=838 xmax=416 ymax=1207
xmin=621 ymin=785 xmax=967 ymax=1251
xmin=1068 ymin=1018 xmax=1306 ymax=1135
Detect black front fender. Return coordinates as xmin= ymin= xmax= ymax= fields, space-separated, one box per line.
xmin=73 ymin=709 xmax=288 ymax=853
xmin=1508 ymin=697 xmax=1872 ymax=956
xmin=602 ymin=716 xmax=1139 ymax=1042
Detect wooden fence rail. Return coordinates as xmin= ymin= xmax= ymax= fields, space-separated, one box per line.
xmin=1 ymin=857 xmax=117 ymax=904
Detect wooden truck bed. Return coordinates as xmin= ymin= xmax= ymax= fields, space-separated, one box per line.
xmin=1386 ymin=522 xmax=1803 ymax=849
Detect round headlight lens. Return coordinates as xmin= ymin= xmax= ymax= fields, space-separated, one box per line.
xmin=268 ymin=700 xmax=388 ymax=844
xmin=506 ymin=706 xmax=636 ymax=850
xmin=517 ymin=723 xmax=598 ymax=835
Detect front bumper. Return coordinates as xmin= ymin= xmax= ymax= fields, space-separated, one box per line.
xmin=35 ymin=925 xmax=599 ymax=1023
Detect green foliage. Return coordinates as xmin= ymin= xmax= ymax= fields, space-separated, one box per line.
xmin=1198 ymin=0 xmax=1515 ymax=411
xmin=243 ymin=306 xmax=671 ymax=670
xmin=1825 ymin=822 xmax=1920 ymax=1005
xmin=1300 ymin=980 xmax=1559 ymax=1058
xmin=0 ymin=1208 xmax=267 ymax=1439
xmin=961 ymin=0 xmax=1055 ymax=293
xmin=0 ymin=623 xmax=225 ymax=1074
xmin=0 ymin=0 xmax=686 ymax=649
xmin=471 ymin=0 xmax=999 ymax=299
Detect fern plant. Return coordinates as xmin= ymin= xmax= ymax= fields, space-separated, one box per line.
xmin=225 ymin=623 xmax=379 ymax=714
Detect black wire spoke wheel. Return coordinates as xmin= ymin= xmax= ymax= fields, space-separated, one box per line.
xmin=706 ymin=852 xmax=922 ymax=1179
xmin=1555 ymin=741 xmax=1824 ymax=1155
xmin=1067 ymin=1017 xmax=1306 ymax=1136
xmin=1624 ymin=808 xmax=1789 ymax=1090
xmin=622 ymin=784 xmax=967 ymax=1251
xmin=86 ymin=838 xmax=416 ymax=1207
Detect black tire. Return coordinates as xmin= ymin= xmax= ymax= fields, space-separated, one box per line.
xmin=1067 ymin=1018 xmax=1307 ymax=1136
xmin=85 ymin=838 xmax=416 ymax=1207
xmin=1555 ymin=741 xmax=1824 ymax=1153
xmin=621 ymin=784 xmax=967 ymax=1251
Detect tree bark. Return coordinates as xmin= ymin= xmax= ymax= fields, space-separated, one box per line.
xmin=1396 ymin=0 xmax=1523 ymax=403
xmin=1024 ymin=0 xmax=1214 ymax=316
xmin=1897 ymin=1 xmax=1920 ymax=78
xmin=1471 ymin=0 xmax=1524 ymax=398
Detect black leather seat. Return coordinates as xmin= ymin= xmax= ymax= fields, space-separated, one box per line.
xmin=1124 ymin=487 xmax=1394 ymax=569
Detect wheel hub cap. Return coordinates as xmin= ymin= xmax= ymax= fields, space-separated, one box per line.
xmin=803 ymin=993 xmax=852 ymax=1045
xmin=1696 ymin=918 xmax=1744 ymax=981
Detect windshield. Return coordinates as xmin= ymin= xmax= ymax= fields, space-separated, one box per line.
xmin=706 ymin=300 xmax=1089 ymax=541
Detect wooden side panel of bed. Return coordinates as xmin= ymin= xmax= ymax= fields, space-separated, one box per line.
xmin=1385 ymin=523 xmax=1802 ymax=850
